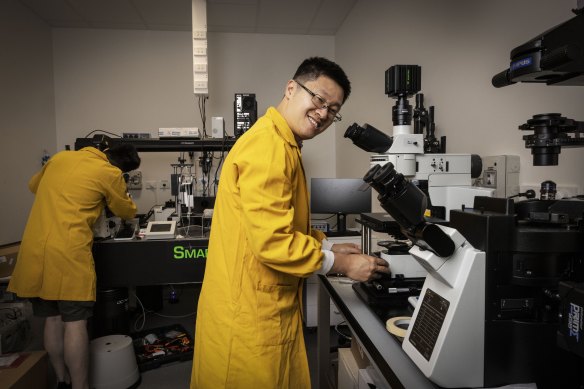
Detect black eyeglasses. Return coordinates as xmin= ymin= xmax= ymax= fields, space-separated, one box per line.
xmin=294 ymin=80 xmax=342 ymax=122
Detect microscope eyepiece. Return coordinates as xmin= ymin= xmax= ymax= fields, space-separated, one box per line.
xmin=363 ymin=162 xmax=427 ymax=230
xmin=363 ymin=164 xmax=383 ymax=191
xmin=344 ymin=123 xmax=393 ymax=153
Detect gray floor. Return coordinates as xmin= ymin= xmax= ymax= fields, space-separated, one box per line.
xmin=23 ymin=284 xmax=344 ymax=388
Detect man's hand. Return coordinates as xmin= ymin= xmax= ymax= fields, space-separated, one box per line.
xmin=330 ymin=252 xmax=390 ymax=282
xmin=331 ymin=242 xmax=361 ymax=254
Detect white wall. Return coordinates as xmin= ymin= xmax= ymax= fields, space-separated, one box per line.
xmin=52 ymin=29 xmax=337 ymax=212
xmin=0 ymin=1 xmax=56 ymax=245
xmin=206 ymin=33 xmax=338 ymax=183
xmin=3 ymin=0 xmax=584 ymax=245
xmin=335 ymin=0 xmax=584 ymax=193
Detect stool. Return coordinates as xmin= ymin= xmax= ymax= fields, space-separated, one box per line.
xmin=90 ymin=334 xmax=140 ymax=389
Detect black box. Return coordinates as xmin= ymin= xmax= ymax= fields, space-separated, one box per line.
xmin=558 ymin=281 xmax=584 ymax=358
xmin=131 ymin=324 xmax=194 ymax=371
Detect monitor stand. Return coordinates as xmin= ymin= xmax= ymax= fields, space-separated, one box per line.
xmin=325 ymin=213 xmax=361 ymax=237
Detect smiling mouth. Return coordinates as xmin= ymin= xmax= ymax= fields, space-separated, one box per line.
xmin=308 ymin=115 xmax=321 ymax=129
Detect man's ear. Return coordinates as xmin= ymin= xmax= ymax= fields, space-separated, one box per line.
xmin=284 ymin=79 xmax=296 ymax=99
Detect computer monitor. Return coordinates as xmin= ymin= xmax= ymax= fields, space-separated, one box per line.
xmin=310 ymin=178 xmax=372 ymax=236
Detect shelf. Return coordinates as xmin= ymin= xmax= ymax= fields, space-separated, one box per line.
xmin=75 ymin=137 xmax=237 ymax=152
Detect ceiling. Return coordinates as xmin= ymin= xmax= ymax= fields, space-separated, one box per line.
xmin=18 ymin=0 xmax=357 ymax=35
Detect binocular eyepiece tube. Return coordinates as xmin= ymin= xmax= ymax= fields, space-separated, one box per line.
xmin=363 ymin=163 xmax=455 ymax=258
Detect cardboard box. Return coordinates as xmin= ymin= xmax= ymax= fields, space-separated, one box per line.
xmin=0 ymin=243 xmax=20 ymax=281
xmin=357 ymin=368 xmax=374 ymax=389
xmin=338 ymin=347 xmax=359 ymax=389
xmin=0 ymin=351 xmax=48 ymax=389
xmin=350 ymin=338 xmax=370 ymax=369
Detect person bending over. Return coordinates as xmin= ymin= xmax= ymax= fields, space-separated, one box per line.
xmin=8 ymin=143 xmax=140 ymax=389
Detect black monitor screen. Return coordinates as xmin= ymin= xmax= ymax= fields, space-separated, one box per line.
xmin=151 ymin=223 xmax=172 ymax=232
xmin=310 ymin=178 xmax=371 ymax=234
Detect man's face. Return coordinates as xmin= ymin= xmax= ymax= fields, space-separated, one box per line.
xmin=284 ymin=75 xmax=344 ymax=141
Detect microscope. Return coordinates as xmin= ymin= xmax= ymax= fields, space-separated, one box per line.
xmin=356 ymin=5 xmax=584 ymax=387
xmin=346 ymin=65 xmax=492 ymax=316
xmin=364 ymin=161 xmax=584 ymax=388
xmin=345 ymin=65 xmax=492 ymax=222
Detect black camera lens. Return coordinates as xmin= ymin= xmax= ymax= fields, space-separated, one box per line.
xmin=532 ymin=147 xmax=560 ymax=166
xmin=540 ymin=180 xmax=557 ymax=200
xmin=392 ymin=96 xmax=412 ymax=126
xmin=519 ymin=113 xmax=575 ymax=166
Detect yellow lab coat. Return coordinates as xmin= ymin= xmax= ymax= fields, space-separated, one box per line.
xmin=8 ymin=147 xmax=137 ymax=301
xmin=191 ymin=107 xmax=326 ymax=388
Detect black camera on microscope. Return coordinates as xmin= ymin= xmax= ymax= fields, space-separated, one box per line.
xmin=344 ymin=65 xmax=422 ymax=153
xmin=344 ymin=65 xmax=444 ymax=154
xmin=385 ymin=65 xmax=421 ymax=127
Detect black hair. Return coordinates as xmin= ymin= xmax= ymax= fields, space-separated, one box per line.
xmin=105 ymin=143 xmax=141 ymax=172
xmin=292 ymin=57 xmax=351 ymax=103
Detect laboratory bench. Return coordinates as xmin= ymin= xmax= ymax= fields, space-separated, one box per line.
xmin=317 ymin=275 xmax=437 ymax=389
xmin=93 ymin=236 xmax=207 ymax=287
xmin=77 ymin=135 xmax=231 ymax=288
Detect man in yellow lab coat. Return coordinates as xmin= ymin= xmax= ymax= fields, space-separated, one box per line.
xmin=191 ymin=57 xmax=390 ymax=388
xmin=8 ymin=143 xmax=140 ymax=389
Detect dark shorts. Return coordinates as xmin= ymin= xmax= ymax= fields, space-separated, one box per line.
xmin=30 ymin=298 xmax=94 ymax=322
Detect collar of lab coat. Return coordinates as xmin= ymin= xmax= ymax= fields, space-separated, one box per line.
xmin=80 ymin=146 xmax=108 ymax=161
xmin=266 ymin=106 xmax=301 ymax=149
